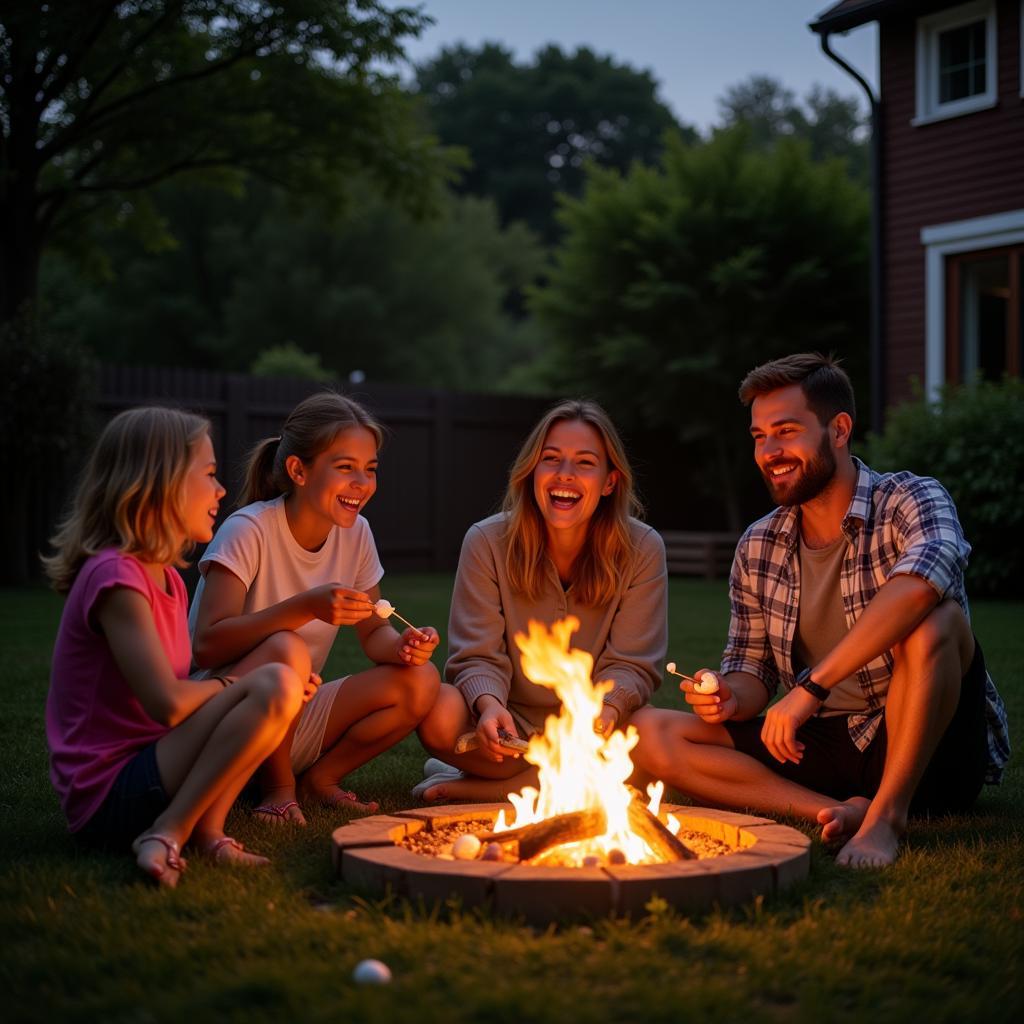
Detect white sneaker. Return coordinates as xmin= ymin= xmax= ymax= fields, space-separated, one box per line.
xmin=411 ymin=759 xmax=464 ymax=800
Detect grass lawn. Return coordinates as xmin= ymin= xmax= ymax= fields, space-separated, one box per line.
xmin=2 ymin=576 xmax=1021 ymax=1023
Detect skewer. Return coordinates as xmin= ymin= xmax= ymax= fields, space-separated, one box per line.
xmin=374 ymin=599 xmax=430 ymax=641
xmin=666 ymin=662 xmax=720 ymax=694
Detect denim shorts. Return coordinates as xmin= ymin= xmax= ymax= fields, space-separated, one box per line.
xmin=75 ymin=743 xmax=170 ymax=850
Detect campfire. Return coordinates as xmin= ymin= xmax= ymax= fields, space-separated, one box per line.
xmin=332 ymin=616 xmax=811 ymax=922
xmin=478 ymin=617 xmax=696 ymax=867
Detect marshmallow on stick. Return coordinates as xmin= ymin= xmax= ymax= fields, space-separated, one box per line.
xmin=373 ymin=599 xmax=429 ymax=641
xmin=666 ymin=662 xmax=720 ymax=694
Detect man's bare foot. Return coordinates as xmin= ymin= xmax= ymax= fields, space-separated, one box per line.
xmin=131 ymin=833 xmax=186 ymax=888
xmin=199 ymin=835 xmax=270 ymax=867
xmin=817 ymin=796 xmax=871 ymax=845
xmin=836 ymin=820 xmax=902 ymax=869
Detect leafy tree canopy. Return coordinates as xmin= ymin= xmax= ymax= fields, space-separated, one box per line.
xmin=413 ymin=42 xmax=692 ymax=243
xmin=0 ymin=0 xmax=455 ymax=325
xmin=717 ymin=74 xmax=868 ymax=181
xmin=530 ymin=128 xmax=870 ymax=529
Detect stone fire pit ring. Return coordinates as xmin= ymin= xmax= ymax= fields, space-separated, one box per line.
xmin=332 ymin=803 xmax=811 ymax=924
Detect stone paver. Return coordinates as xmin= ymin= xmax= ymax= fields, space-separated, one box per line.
xmin=329 ymin=815 xmax=422 ymax=872
xmin=605 ymin=859 xmax=720 ymax=917
xmin=493 ymin=865 xmax=613 ymax=924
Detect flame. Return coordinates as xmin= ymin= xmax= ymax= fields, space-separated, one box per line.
xmin=493 ymin=617 xmax=677 ymax=865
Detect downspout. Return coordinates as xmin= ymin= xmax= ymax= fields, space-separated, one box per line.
xmin=817 ymin=31 xmax=885 ymax=432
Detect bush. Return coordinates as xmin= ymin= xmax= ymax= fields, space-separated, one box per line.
xmin=866 ymin=378 xmax=1024 ymax=597
xmin=250 ymin=343 xmax=333 ymax=381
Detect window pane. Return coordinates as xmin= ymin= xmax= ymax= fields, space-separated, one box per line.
xmin=938 ymin=20 xmax=987 ymax=102
xmin=959 ymin=257 xmax=1009 ymax=381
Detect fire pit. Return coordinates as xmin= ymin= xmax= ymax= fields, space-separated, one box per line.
xmin=332 ymin=618 xmax=811 ymax=922
xmin=332 ymin=802 xmax=810 ymax=923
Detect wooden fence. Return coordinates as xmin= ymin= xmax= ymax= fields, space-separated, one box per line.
xmin=23 ymin=365 xmax=742 ymax=585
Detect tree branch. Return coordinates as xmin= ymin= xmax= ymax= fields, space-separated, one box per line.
xmin=35 ymin=2 xmax=122 ymax=109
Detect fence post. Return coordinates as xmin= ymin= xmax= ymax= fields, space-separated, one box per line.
xmin=431 ymin=389 xmax=454 ymax=570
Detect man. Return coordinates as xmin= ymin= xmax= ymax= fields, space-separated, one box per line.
xmin=632 ymin=353 xmax=1010 ymax=867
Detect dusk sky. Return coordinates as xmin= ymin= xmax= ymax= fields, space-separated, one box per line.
xmin=400 ymin=1 xmax=879 ymax=131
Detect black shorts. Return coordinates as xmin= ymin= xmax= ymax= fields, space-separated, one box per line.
xmin=74 ymin=743 xmax=170 ymax=850
xmin=723 ymin=637 xmax=989 ymax=816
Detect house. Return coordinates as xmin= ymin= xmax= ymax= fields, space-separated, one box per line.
xmin=810 ymin=0 xmax=1023 ymax=419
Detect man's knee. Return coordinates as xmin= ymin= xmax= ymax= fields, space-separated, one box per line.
xmin=632 ymin=708 xmax=697 ymax=779
xmin=893 ymin=599 xmax=972 ymax=674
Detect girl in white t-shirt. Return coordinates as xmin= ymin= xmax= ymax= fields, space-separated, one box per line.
xmin=189 ymin=392 xmax=440 ymax=824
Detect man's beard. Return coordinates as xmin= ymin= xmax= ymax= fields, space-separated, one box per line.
xmin=761 ymin=433 xmax=837 ymax=507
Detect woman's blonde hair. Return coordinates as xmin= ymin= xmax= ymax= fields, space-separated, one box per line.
xmin=238 ymin=391 xmax=383 ymax=507
xmin=502 ymin=399 xmax=642 ymax=606
xmin=43 ymin=407 xmax=211 ymax=594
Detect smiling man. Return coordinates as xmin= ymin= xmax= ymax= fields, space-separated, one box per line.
xmin=632 ymin=353 xmax=1010 ymax=868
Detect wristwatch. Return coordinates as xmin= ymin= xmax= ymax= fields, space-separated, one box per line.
xmin=794 ymin=666 xmax=829 ymax=702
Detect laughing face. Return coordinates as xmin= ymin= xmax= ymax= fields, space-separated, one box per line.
xmin=182 ymin=432 xmax=226 ymax=543
xmin=750 ymin=384 xmax=838 ymax=507
xmin=297 ymin=425 xmax=379 ymax=530
xmin=532 ymin=419 xmax=618 ymax=538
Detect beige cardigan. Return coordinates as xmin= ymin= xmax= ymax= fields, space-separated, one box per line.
xmin=446 ymin=514 xmax=667 ymax=726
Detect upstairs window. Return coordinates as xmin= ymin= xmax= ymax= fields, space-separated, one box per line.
xmin=915 ymin=1 xmax=997 ymax=124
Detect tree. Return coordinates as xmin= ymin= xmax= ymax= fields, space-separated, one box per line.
xmin=413 ymin=43 xmax=691 ymax=243
xmin=42 ymin=177 xmax=546 ymax=391
xmin=0 ymin=0 xmax=453 ymax=332
xmin=531 ymin=129 xmax=870 ymax=530
xmin=717 ymin=74 xmax=868 ymax=181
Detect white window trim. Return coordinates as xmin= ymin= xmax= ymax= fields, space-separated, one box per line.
xmin=922 ymin=210 xmax=1024 ymax=397
xmin=913 ymin=0 xmax=998 ymax=126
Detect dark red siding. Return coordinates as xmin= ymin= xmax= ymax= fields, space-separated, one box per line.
xmin=879 ymin=0 xmax=1024 ymax=406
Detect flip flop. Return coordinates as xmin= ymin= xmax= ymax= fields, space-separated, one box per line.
xmin=132 ymin=833 xmax=186 ymax=878
xmin=253 ymin=799 xmax=303 ymax=823
xmin=327 ymin=789 xmax=379 ymax=813
xmin=201 ymin=835 xmax=271 ymax=867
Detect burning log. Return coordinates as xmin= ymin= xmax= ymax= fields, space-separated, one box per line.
xmin=626 ymin=787 xmax=697 ymax=861
xmin=475 ymin=808 xmax=607 ymax=862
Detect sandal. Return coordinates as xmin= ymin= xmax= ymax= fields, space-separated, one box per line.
xmin=132 ymin=833 xmax=186 ymax=877
xmin=253 ymin=799 xmax=302 ymax=822
xmin=201 ymin=836 xmax=271 ymax=867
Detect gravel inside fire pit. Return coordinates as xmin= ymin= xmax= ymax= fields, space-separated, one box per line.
xmin=400 ymin=819 xmax=735 ymax=864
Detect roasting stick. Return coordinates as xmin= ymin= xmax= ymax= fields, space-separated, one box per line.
xmin=373 ymin=599 xmax=430 ymax=641
xmin=666 ymin=661 xmax=720 ymax=694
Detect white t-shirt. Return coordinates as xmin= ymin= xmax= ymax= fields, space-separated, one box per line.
xmin=189 ymin=496 xmax=384 ymax=674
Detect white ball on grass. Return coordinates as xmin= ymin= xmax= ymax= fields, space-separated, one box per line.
xmin=352 ymin=959 xmax=392 ymax=985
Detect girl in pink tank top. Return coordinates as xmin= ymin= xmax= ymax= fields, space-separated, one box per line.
xmin=45 ymin=407 xmax=312 ymax=887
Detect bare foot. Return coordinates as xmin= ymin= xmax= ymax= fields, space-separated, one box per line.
xmin=131 ymin=833 xmax=186 ymax=888
xmin=253 ymin=798 xmax=307 ymax=827
xmin=423 ymin=775 xmax=518 ymax=803
xmin=817 ymin=796 xmax=871 ymax=845
xmin=200 ymin=835 xmax=270 ymax=868
xmin=836 ymin=820 xmax=902 ymax=869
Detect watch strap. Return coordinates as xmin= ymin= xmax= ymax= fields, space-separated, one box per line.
xmin=794 ymin=666 xmax=829 ymax=702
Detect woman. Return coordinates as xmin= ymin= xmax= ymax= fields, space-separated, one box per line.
xmin=414 ymin=399 xmax=667 ymax=801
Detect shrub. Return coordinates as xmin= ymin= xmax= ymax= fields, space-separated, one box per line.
xmin=866 ymin=378 xmax=1024 ymax=597
xmin=250 ymin=343 xmax=333 ymax=381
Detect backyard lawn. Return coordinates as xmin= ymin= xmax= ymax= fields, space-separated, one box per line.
xmin=2 ymin=576 xmax=1021 ymax=1023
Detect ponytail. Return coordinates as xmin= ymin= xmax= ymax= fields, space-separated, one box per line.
xmin=238 ymin=436 xmax=283 ymax=507
xmin=236 ymin=393 xmax=382 ymax=508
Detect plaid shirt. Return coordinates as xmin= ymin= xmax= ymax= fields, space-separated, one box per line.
xmin=721 ymin=458 xmax=1010 ymax=784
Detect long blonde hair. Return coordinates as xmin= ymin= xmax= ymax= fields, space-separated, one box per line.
xmin=43 ymin=407 xmax=211 ymax=594
xmin=238 ymin=392 xmax=383 ymax=507
xmin=502 ymin=399 xmax=642 ymax=606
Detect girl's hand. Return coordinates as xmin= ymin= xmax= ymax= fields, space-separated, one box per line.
xmin=594 ymin=704 xmax=619 ymax=738
xmin=304 ymin=584 xmax=374 ymax=626
xmin=681 ymin=668 xmax=736 ymax=725
xmin=476 ymin=702 xmax=519 ymax=762
xmin=302 ymin=672 xmax=322 ymax=704
xmin=399 ymin=626 xmax=439 ymax=666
